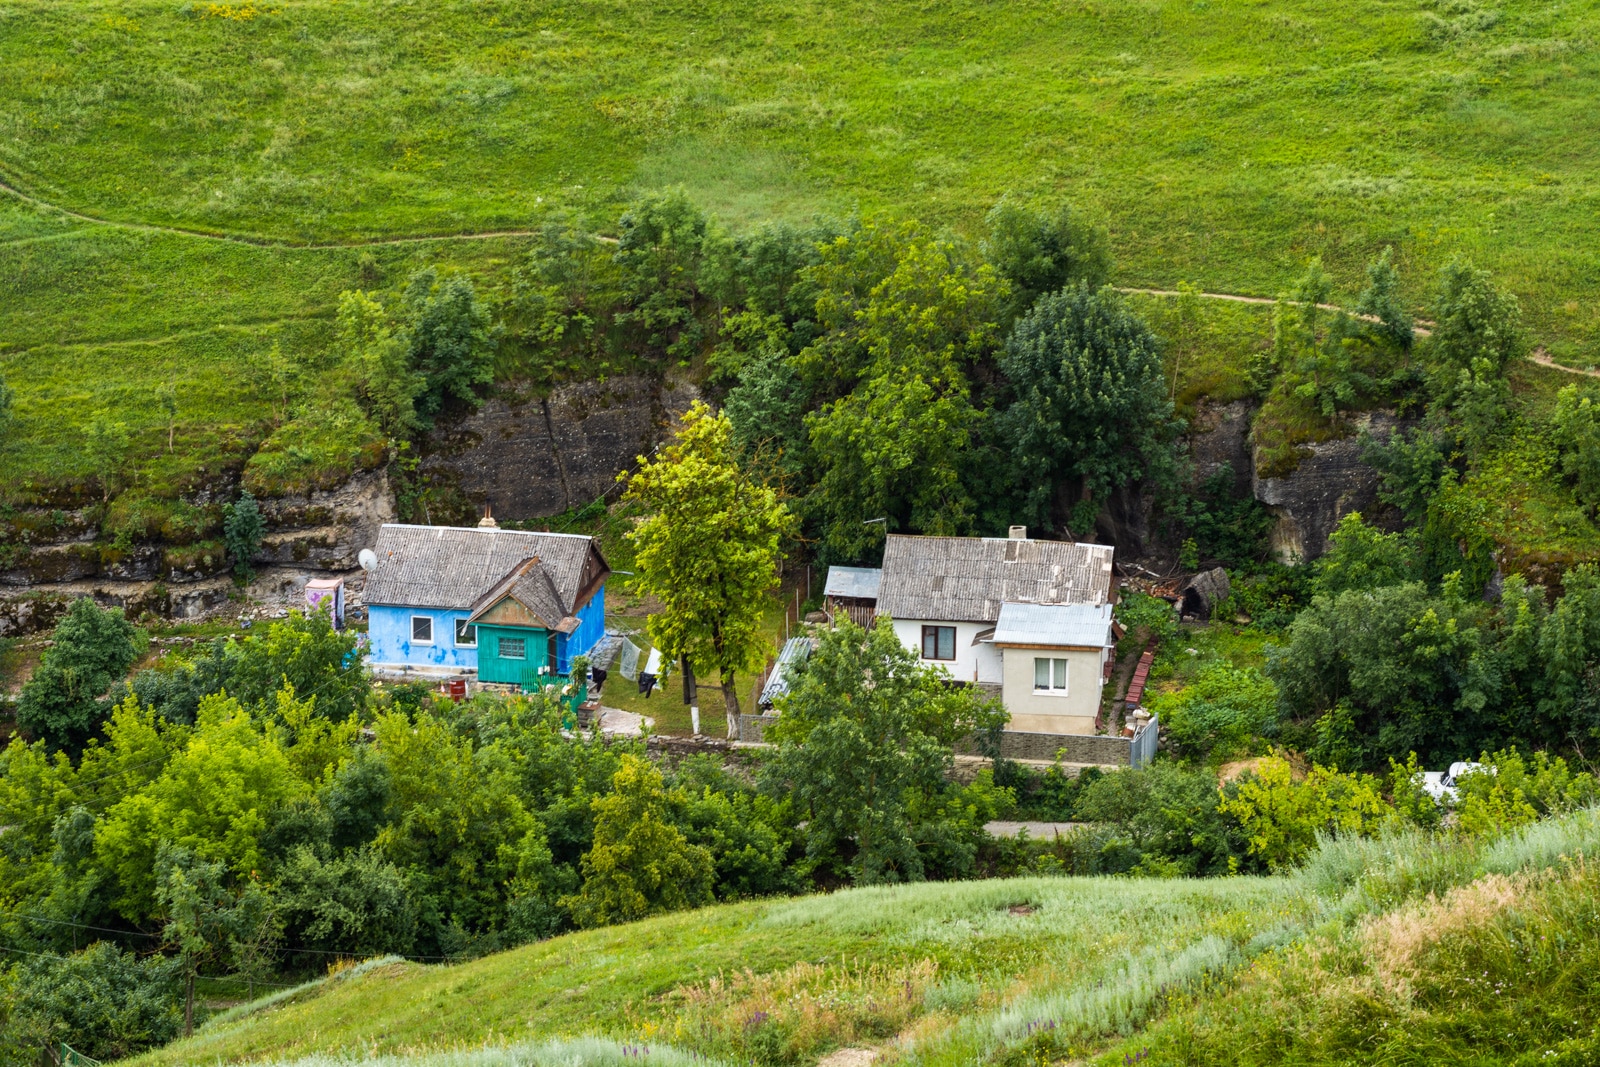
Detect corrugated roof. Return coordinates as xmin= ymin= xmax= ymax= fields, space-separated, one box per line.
xmin=363 ymin=524 xmax=599 ymax=610
xmin=824 ymin=566 xmax=882 ymax=600
xmin=759 ymin=637 xmax=813 ymax=708
xmin=992 ymin=602 xmax=1115 ymax=648
xmin=875 ymin=535 xmax=1115 ymax=623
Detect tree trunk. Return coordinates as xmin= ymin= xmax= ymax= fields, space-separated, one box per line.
xmin=721 ymin=670 xmax=741 ymax=738
xmin=184 ymin=970 xmax=195 ymax=1036
xmin=681 ymin=657 xmax=697 ymax=705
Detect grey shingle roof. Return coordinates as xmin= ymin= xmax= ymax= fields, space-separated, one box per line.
xmin=465 ymin=556 xmax=580 ymax=632
xmin=992 ymin=602 xmax=1115 ymax=648
xmin=824 ymin=566 xmax=882 ymax=600
xmin=875 ymin=535 xmax=1114 ymax=623
xmin=363 ymin=524 xmax=600 ymax=611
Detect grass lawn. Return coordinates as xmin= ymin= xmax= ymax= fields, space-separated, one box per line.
xmin=602 ymin=594 xmax=794 ymax=738
xmin=123 ymin=873 xmax=1302 ymax=1067
xmin=10 ymin=0 xmax=1600 ymax=504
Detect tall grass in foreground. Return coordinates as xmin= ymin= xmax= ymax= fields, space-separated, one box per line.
xmin=233 ymin=1037 xmax=730 ymax=1067
xmin=1091 ymin=806 xmax=1600 ymax=1066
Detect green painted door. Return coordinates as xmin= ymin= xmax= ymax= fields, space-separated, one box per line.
xmin=477 ymin=624 xmax=550 ymax=686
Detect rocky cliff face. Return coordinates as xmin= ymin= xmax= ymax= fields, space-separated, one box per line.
xmin=1252 ymin=411 xmax=1409 ymax=562
xmin=0 ymin=376 xmax=697 ymax=632
xmin=1095 ymin=400 xmax=1407 ymax=571
xmin=419 ymin=375 xmax=698 ymax=522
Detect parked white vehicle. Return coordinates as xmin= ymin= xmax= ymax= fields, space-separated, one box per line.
xmin=1421 ymin=761 xmax=1486 ymax=804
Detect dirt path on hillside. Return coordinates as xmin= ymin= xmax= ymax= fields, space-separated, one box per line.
xmin=14 ymin=174 xmax=1600 ymax=379
xmin=0 ymin=175 xmax=546 ymax=250
xmin=1529 ymin=347 xmax=1600 ymax=379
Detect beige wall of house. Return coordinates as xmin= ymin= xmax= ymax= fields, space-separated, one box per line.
xmin=998 ymin=645 xmax=1104 ymax=734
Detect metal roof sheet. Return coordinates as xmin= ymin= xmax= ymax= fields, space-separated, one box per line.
xmin=759 ymin=637 xmax=813 ymax=707
xmin=992 ymin=602 xmax=1115 ymax=648
xmin=875 ymin=535 xmax=1114 ymax=623
xmin=824 ymin=566 xmax=882 ymax=600
xmin=363 ymin=524 xmax=598 ymax=611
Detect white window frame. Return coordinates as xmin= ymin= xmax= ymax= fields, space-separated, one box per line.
xmin=1033 ymin=656 xmax=1069 ymax=695
xmin=499 ymin=636 xmax=526 ymax=660
xmin=411 ymin=615 xmax=434 ymax=645
xmin=454 ymin=618 xmax=478 ymax=648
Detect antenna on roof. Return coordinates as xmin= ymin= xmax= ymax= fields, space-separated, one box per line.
xmin=478 ymin=501 xmax=499 ymax=530
xmin=358 ymin=548 xmax=377 ymax=572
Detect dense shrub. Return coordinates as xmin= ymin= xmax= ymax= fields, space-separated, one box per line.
xmin=16 ymin=597 xmax=146 ymax=754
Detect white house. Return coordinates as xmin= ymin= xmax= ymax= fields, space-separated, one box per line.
xmin=845 ymin=528 xmax=1117 ymax=735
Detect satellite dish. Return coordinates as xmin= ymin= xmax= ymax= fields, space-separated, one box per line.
xmin=358 ymin=549 xmax=378 ymax=572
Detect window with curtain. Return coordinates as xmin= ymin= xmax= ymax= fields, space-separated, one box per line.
xmin=1033 ymin=657 xmax=1068 ymax=693
xmin=921 ymin=625 xmax=956 ymax=661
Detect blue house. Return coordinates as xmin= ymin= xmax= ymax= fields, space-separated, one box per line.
xmin=363 ymin=521 xmax=609 ymax=683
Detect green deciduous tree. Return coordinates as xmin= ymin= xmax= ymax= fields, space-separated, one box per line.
xmin=1551 ymin=385 xmax=1600 ymax=515
xmin=614 ymin=190 xmax=719 ymax=363
xmin=275 ymin=845 xmax=417 ymax=958
xmin=1361 ymin=427 xmax=1449 ymax=525
xmin=338 ymin=288 xmax=423 ymax=438
xmin=623 ymin=402 xmax=794 ymax=727
xmin=1217 ymin=754 xmax=1393 ymax=870
xmin=403 ymin=269 xmax=498 ymax=425
xmin=96 ymin=694 xmax=307 ymax=920
xmin=3 ymin=942 xmax=179 ymax=1061
xmin=225 ymin=609 xmax=369 ymax=723
xmin=983 ymin=197 xmax=1110 ymax=313
xmin=17 ymin=598 xmax=146 ymax=754
xmin=371 ymin=711 xmax=556 ymax=951
xmin=85 ymin=409 xmax=131 ymax=503
xmin=1266 ymin=581 xmax=1497 ymax=770
xmin=155 ymin=844 xmax=268 ymax=1036
xmin=807 ymin=366 xmax=980 ymax=560
xmin=764 ymin=618 xmax=1007 ymax=884
xmin=565 ymin=754 xmax=714 ymax=928
xmin=222 ymin=490 xmax=265 ymax=584
xmin=997 ymin=283 xmax=1177 ymax=533
xmin=1310 ymin=512 xmax=1419 ymax=596
xmin=1425 ymin=261 xmax=1521 ymax=452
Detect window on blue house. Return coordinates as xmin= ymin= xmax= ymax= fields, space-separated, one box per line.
xmin=411 ymin=616 xmax=433 ymax=644
xmin=454 ymin=619 xmax=477 ymax=647
xmin=499 ymin=636 xmax=526 ymax=659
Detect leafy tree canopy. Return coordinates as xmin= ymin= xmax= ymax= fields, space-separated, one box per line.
xmin=997 ymin=283 xmax=1178 ymax=533
xmin=764 ymin=618 xmax=1008 ymax=884
xmin=17 ymin=598 xmax=146 ymax=755
xmin=623 ymin=401 xmax=794 ymax=721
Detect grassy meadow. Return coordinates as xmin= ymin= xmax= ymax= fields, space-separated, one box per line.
xmin=8 ymin=0 xmax=1600 ymax=501
xmin=126 ymin=873 xmax=1303 ymax=1066
xmin=119 ymin=807 xmax=1600 ymax=1067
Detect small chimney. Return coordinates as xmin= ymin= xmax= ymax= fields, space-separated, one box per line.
xmin=478 ymin=503 xmax=499 ymax=529
xmin=1008 ymin=525 xmax=1028 ymax=540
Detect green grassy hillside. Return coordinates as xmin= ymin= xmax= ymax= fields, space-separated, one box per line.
xmin=128 ymin=875 xmax=1301 ymax=1066
xmin=121 ymin=808 xmax=1600 ymax=1067
xmin=7 ymin=0 xmax=1600 ymax=502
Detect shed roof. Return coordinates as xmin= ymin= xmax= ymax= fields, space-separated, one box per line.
xmin=759 ymin=637 xmax=814 ymax=708
xmin=875 ymin=535 xmax=1114 ymax=623
xmin=992 ymin=602 xmax=1116 ymax=649
xmin=824 ymin=566 xmax=882 ymax=601
xmin=363 ymin=524 xmax=605 ymax=612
